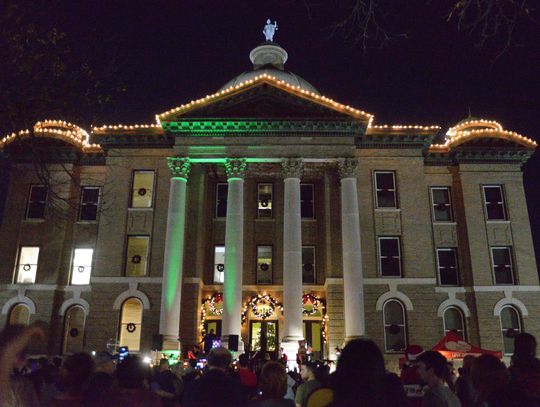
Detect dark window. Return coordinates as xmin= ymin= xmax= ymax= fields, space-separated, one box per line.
xmin=79 ymin=187 xmax=100 ymax=221
xmin=492 ymin=247 xmax=514 ymax=284
xmin=374 ymin=172 xmax=397 ymax=208
xmin=215 ymin=183 xmax=228 ymax=218
xmin=431 ymin=187 xmax=453 ymax=222
xmin=257 ymin=183 xmax=273 ymax=218
xmin=437 ymin=248 xmax=459 ymax=286
xmin=302 ymin=246 xmax=316 ymax=284
xmin=500 ymin=306 xmax=521 ymax=355
xmin=378 ymin=237 xmax=401 ymax=277
xmin=300 ymin=184 xmax=315 ymax=218
xmin=256 ymin=246 xmax=273 ymax=284
xmin=483 ymin=185 xmax=507 ymax=220
xmin=443 ymin=307 xmax=466 ymax=340
xmin=383 ymin=300 xmax=407 ymax=352
xmin=26 ymin=185 xmax=47 ymax=219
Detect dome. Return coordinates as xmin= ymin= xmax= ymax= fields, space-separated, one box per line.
xmin=219 ymin=42 xmax=320 ymax=94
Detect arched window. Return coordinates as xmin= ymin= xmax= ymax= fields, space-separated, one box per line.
xmin=443 ymin=307 xmax=466 ymax=340
xmin=500 ymin=306 xmax=521 ymax=355
xmin=8 ymin=303 xmax=30 ymax=326
xmin=383 ymin=300 xmax=407 ymax=353
xmin=62 ymin=306 xmax=86 ymax=354
xmin=119 ymin=298 xmax=143 ymax=351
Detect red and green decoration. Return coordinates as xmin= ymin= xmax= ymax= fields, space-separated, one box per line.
xmin=302 ymin=293 xmax=325 ymax=317
xmin=200 ymin=293 xmax=223 ymax=336
xmin=242 ymin=294 xmax=283 ymax=324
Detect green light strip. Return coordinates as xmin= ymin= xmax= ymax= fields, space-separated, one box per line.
xmin=188 ymin=158 xmax=280 ymax=164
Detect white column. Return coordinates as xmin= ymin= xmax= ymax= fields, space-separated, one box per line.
xmin=221 ymin=158 xmax=247 ymax=352
xmin=339 ymin=158 xmax=366 ymax=339
xmin=159 ymin=157 xmax=191 ymax=351
xmin=281 ymin=158 xmax=304 ymax=363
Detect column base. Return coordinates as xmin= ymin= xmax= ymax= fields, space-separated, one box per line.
xmin=221 ymin=334 xmax=245 ymax=355
xmin=161 ymin=335 xmax=181 ymax=352
xmin=281 ymin=336 xmax=304 ymax=371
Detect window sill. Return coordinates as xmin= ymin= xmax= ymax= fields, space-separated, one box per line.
xmin=213 ymin=218 xmax=226 ymax=221
xmin=76 ymin=220 xmax=99 ymax=224
xmin=128 ymin=207 xmax=154 ymax=211
xmin=301 ymin=218 xmax=317 ymax=222
xmin=374 ymin=208 xmax=400 ymax=212
xmin=22 ymin=219 xmax=45 ymax=223
xmin=486 ymin=220 xmax=510 ymax=224
xmin=432 ymin=221 xmax=457 ymax=225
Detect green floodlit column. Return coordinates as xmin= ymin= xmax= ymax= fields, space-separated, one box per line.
xmin=339 ymin=158 xmax=366 ymax=339
xmin=159 ymin=157 xmax=191 ymax=350
xmin=222 ymin=158 xmax=247 ymax=352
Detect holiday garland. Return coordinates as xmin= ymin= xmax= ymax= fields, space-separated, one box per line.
xmin=241 ymin=294 xmax=283 ymax=324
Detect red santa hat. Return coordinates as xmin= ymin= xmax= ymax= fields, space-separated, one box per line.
xmin=404 ymin=345 xmax=423 ymax=361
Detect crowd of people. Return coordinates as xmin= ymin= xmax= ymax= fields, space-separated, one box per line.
xmin=1 ymin=324 xmax=540 ymax=407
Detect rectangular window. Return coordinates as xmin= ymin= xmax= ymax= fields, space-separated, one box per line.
xmin=436 ymin=248 xmax=459 ymax=286
xmin=257 ymin=183 xmax=273 ymax=218
xmin=378 ymin=237 xmax=402 ymax=277
xmin=300 ymin=184 xmax=315 ymax=219
xmin=215 ymin=183 xmax=228 ymax=218
xmin=256 ymin=245 xmax=273 ymax=284
xmin=25 ymin=185 xmax=48 ymax=219
xmin=483 ymin=185 xmax=507 ymax=220
xmin=374 ymin=171 xmax=397 ymax=208
xmin=431 ymin=187 xmax=453 ymax=222
xmin=125 ymin=236 xmax=150 ymax=276
xmin=131 ymin=171 xmax=155 ymax=208
xmin=302 ymin=246 xmax=316 ymax=284
xmin=491 ymin=247 xmax=514 ymax=284
xmin=71 ymin=248 xmax=94 ymax=285
xmin=213 ymin=246 xmax=225 ymax=284
xmin=79 ymin=187 xmax=100 ymax=221
xmin=15 ymin=246 xmax=40 ymax=284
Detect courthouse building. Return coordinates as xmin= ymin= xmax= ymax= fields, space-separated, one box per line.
xmin=1 ymin=33 xmax=539 ymax=364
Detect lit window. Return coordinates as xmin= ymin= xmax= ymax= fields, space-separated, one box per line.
xmin=125 ymin=236 xmax=149 ymax=276
xmin=62 ymin=306 xmax=85 ymax=354
xmin=131 ymin=171 xmax=155 ymax=208
xmin=431 ymin=187 xmax=453 ymax=222
xmin=483 ymin=185 xmax=507 ymax=220
xmin=8 ymin=304 xmax=30 ymax=326
xmin=300 ymin=184 xmax=314 ymax=218
xmin=436 ymin=248 xmax=459 ymax=286
xmin=374 ymin=172 xmax=397 ymax=208
xmin=213 ymin=246 xmax=225 ymax=284
xmin=257 ymin=183 xmax=273 ymax=218
xmin=215 ymin=183 xmax=228 ymax=218
xmin=491 ymin=247 xmax=514 ymax=284
xmin=15 ymin=246 xmax=40 ymax=284
xmin=500 ymin=306 xmax=521 ymax=355
xmin=119 ymin=298 xmax=143 ymax=352
xmin=71 ymin=248 xmax=93 ymax=285
xmin=443 ymin=307 xmax=466 ymax=340
xmin=378 ymin=237 xmax=401 ymax=277
xmin=26 ymin=185 xmax=48 ymax=219
xmin=302 ymin=246 xmax=316 ymax=284
xmin=257 ymin=246 xmax=273 ymax=284
xmin=79 ymin=187 xmax=100 ymax=221
xmin=383 ymin=300 xmax=407 ymax=352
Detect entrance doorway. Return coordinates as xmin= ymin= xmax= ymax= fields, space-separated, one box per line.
xmin=303 ymin=321 xmax=323 ymax=360
xmin=250 ymin=320 xmax=278 ymax=358
xmin=204 ymin=320 xmax=222 ymax=339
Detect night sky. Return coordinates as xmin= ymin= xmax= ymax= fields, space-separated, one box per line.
xmin=3 ymin=1 xmax=540 ymax=260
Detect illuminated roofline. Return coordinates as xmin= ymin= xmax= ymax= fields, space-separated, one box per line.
xmin=447 ymin=119 xmax=503 ymax=136
xmin=155 ymin=73 xmax=374 ymax=123
xmin=430 ymin=128 xmax=537 ymax=152
xmin=91 ymin=123 xmax=162 ymax=133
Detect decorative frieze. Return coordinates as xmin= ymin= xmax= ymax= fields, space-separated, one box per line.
xmin=282 ymin=158 xmax=303 ymax=179
xmin=225 ymin=158 xmax=247 ymax=179
xmin=167 ymin=157 xmax=191 ymax=179
xmin=338 ymin=158 xmax=358 ymax=179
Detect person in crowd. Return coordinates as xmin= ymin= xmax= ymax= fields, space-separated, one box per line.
xmin=295 ymin=361 xmax=322 ymax=407
xmin=96 ymin=354 xmax=161 ymax=407
xmin=202 ymin=329 xmax=217 ymax=354
xmin=401 ymin=345 xmax=425 ymax=407
xmin=470 ymin=354 xmax=537 ymax=407
xmin=182 ymin=346 xmax=245 ymax=407
xmin=416 ymin=351 xmax=461 ymax=407
xmin=44 ymin=352 xmax=95 ymax=407
xmin=238 ymin=352 xmax=258 ymax=400
xmin=83 ymin=351 xmax=116 ymax=406
xmin=249 ymin=361 xmax=295 ymax=407
xmin=0 ymin=324 xmax=42 ymax=407
xmin=509 ymin=332 xmax=540 ymax=401
xmin=328 ymin=338 xmax=407 ymax=407
xmin=455 ymin=355 xmax=478 ymax=407
xmin=150 ymin=358 xmax=182 ymax=407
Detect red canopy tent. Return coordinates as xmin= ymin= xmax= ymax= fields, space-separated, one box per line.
xmin=431 ymin=331 xmax=502 ymax=360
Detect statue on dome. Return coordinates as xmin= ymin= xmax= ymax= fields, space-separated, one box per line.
xmin=262 ymin=19 xmax=278 ymax=42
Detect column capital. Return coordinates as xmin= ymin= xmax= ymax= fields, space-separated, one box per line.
xmin=338 ymin=158 xmax=358 ymax=179
xmin=225 ymin=158 xmax=247 ymax=179
xmin=281 ymin=158 xmax=303 ymax=179
xmin=167 ymin=157 xmax=191 ymax=179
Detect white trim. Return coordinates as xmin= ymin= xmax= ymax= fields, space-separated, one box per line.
xmin=377 ymin=236 xmax=402 ymax=277
xmin=437 ymin=299 xmax=471 ymax=318
xmin=2 ymin=296 xmax=36 ymax=315
xmin=90 ymin=277 xmax=162 ymax=284
xmin=203 ymin=284 xmax=326 ymax=291
xmin=494 ymin=298 xmax=528 ymax=317
xmin=324 ymin=278 xmax=343 ymax=286
xmin=442 ymin=306 xmax=467 ymax=339
xmin=382 ymin=299 xmax=407 ymax=353
xmin=482 ymin=184 xmax=507 ymax=221
xmin=59 ymin=298 xmax=90 ymax=315
xmin=430 ymin=186 xmax=454 ymax=222
xmin=473 ymin=285 xmax=540 ymax=292
xmin=364 ymin=278 xmax=436 ymax=285
xmin=113 ymin=288 xmax=150 ymax=310
xmin=376 ymin=291 xmax=414 ymax=311
xmin=373 ymin=170 xmax=397 ymax=209
xmin=490 ymin=246 xmax=515 ymax=285
xmin=185 ymin=277 xmax=202 ymax=285
xmin=2 ymin=284 xmax=58 ymax=291
xmin=435 ymin=287 xmax=467 ymax=294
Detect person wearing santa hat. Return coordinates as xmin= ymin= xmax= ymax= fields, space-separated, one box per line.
xmin=401 ymin=345 xmax=425 ymax=407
